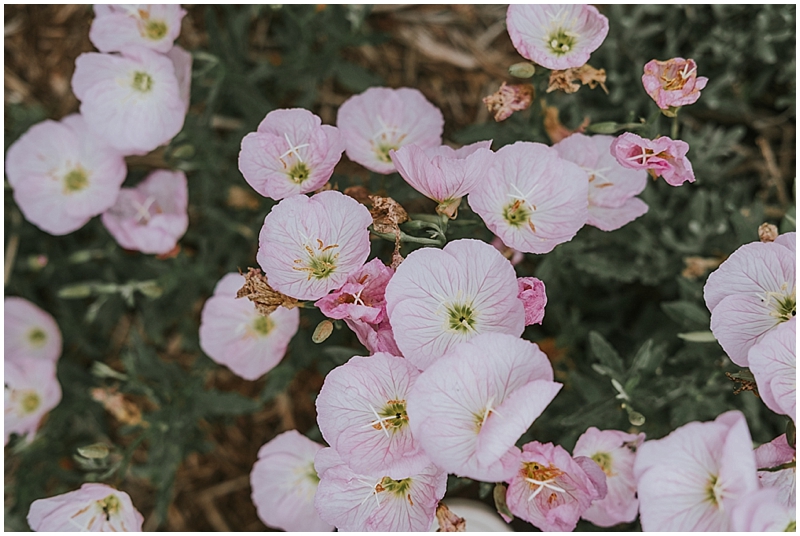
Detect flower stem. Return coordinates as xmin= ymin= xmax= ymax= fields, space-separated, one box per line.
xmin=671 ymin=110 xmax=679 ymax=140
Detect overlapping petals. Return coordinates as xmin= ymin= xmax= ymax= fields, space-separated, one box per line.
xmin=611 ymin=132 xmax=695 ymax=187
xmin=5 ymin=359 xmax=62 ymax=445
xmin=517 ymin=277 xmax=547 ymax=326
xmin=748 ymin=317 xmax=795 ymax=422
xmin=27 ymin=483 xmax=143 ymax=532
xmin=730 ymin=488 xmax=796 ymax=532
xmin=315 ymin=258 xmax=393 ymax=325
xmin=642 ymin=58 xmax=708 ymax=110
xmin=90 ymin=4 xmax=186 ymax=54
xmin=755 ymin=434 xmax=796 ymax=508
xmin=4 ymin=297 xmax=62 ymax=364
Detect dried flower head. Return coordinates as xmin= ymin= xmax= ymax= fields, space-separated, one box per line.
xmin=236 ymin=267 xmax=300 ymax=317
xmin=483 ymin=82 xmax=534 ymax=122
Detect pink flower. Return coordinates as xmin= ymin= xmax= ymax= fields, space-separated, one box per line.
xmin=257 ymin=190 xmax=373 ymax=301
xmin=554 ymin=133 xmax=648 ymax=231
xmin=336 ymin=87 xmax=444 ymax=174
xmin=90 ymin=4 xmax=186 ymax=54
xmin=573 ymin=427 xmax=644 ymax=527
xmin=642 ymin=58 xmax=708 ymax=110
xmin=518 ymin=277 xmax=547 ymax=326
xmin=505 ymin=441 xmax=607 ymax=532
xmin=5 ymin=114 xmax=127 ymax=235
xmin=407 ymin=333 xmax=562 ymax=482
xmin=729 ymin=488 xmax=795 ymax=532
xmin=468 ymin=142 xmax=589 ymax=255
xmin=4 ymin=297 xmax=62 ymax=364
xmin=314 ymin=447 xmax=447 ymax=532
xmin=250 ymin=430 xmax=333 ymax=532
xmin=506 ymin=5 xmax=609 ymax=70
xmin=5 ymin=359 xmax=61 ymax=445
xmin=166 ymin=45 xmax=192 ymax=114
xmin=390 ymin=141 xmax=493 ymax=217
xmin=199 ymin=273 xmax=300 ymax=381
xmin=239 ymin=109 xmax=345 ymax=200
xmin=72 ymin=47 xmax=186 ymax=155
xmin=755 ymin=434 xmax=796 ymax=508
xmin=316 ymin=353 xmax=430 ymax=479
xmin=611 ymin=132 xmax=695 ymax=187
xmin=384 ymin=239 xmax=525 ymax=370
xmin=748 ymin=317 xmax=795 ymax=422
xmin=633 ymin=410 xmax=759 ymax=531
xmin=27 ymin=483 xmax=143 ymax=532
xmin=101 ymin=169 xmax=189 ymax=255
xmin=315 ymin=258 xmax=393 ymax=324
xmin=703 ymin=233 xmax=795 ymax=367
xmin=343 ymin=318 xmax=403 ymax=357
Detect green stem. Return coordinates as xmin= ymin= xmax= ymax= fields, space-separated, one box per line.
xmin=671 ymin=111 xmax=679 ymax=140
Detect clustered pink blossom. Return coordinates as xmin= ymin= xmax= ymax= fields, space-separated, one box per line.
xmin=27 ymin=483 xmax=143 ymax=532
xmin=611 ymin=132 xmax=695 ymax=187
xmin=642 ymin=57 xmax=708 ymax=110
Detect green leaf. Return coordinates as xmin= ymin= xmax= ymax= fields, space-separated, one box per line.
xmin=677 ymin=331 xmax=718 ymax=343
xmin=588 ymin=331 xmax=625 ymax=374
xmin=333 ymin=61 xmax=383 ymax=93
xmin=661 ymin=300 xmax=711 ymax=328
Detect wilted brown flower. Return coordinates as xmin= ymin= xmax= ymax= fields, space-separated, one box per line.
xmin=681 ymin=256 xmax=723 ymax=280
xmin=369 ymin=195 xmax=409 ymax=235
xmin=547 ymin=64 xmax=608 ymax=94
xmin=758 ymin=222 xmax=779 ymax=243
xmin=542 ymin=104 xmax=590 ymax=144
xmin=435 ymin=502 xmax=466 ymax=532
xmin=91 ymin=387 xmax=144 ymax=427
xmin=237 ymin=267 xmax=300 ymax=316
xmin=483 ymin=82 xmax=534 ymax=122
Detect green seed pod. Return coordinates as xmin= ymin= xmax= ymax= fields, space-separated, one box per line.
xmin=508 ymin=62 xmax=536 ymax=79
xmin=312 ymin=320 xmax=334 ymax=343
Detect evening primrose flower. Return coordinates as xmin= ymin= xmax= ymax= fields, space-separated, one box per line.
xmin=5 ymin=114 xmax=127 ymax=235
xmin=239 ymin=109 xmax=345 ymax=200
xmin=506 ymin=5 xmax=609 ymax=70
xmin=101 ymin=170 xmax=189 ymax=255
xmin=407 ymin=333 xmax=562 ymax=482
xmin=250 ymin=430 xmax=333 ymax=532
xmin=316 ymin=353 xmax=430 ymax=479
xmin=343 ymin=317 xmax=403 ymax=357
xmin=748 ymin=317 xmax=795 ymax=422
xmin=610 ymin=132 xmax=695 ymax=187
xmin=315 ymin=258 xmax=392 ymax=325
xmin=517 ymin=277 xmax=547 ymax=326
xmin=166 ymin=45 xmax=192 ymax=114
xmin=336 ymin=87 xmax=444 ymax=174
xmin=90 ymin=4 xmax=186 ymax=54
xmin=5 ymin=359 xmax=62 ymax=445
xmin=730 ymin=488 xmax=796 ymax=532
xmin=468 ymin=142 xmax=589 ymax=255
xmin=384 ymin=239 xmax=525 ymax=370
xmin=642 ymin=58 xmax=708 ymax=111
xmin=4 ymin=297 xmax=62 ymax=364
xmin=755 ymin=434 xmax=796 ymax=508
xmin=199 ymin=273 xmax=300 ymax=381
xmin=257 ymin=190 xmax=373 ymax=301
xmin=27 ymin=483 xmax=143 ymax=532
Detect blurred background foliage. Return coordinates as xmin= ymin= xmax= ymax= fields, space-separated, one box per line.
xmin=4 ymin=4 xmax=795 ymax=531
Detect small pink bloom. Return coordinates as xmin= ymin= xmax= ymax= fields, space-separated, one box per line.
xmin=343 ymin=318 xmax=403 ymax=357
xmin=5 ymin=114 xmax=127 ymax=235
xmin=390 ymin=141 xmax=493 ymax=215
xmin=482 ymin=82 xmax=534 ymax=122
xmin=703 ymin=234 xmax=795 ymax=367
xmin=573 ymin=427 xmax=644 ymax=527
xmin=468 ymin=142 xmax=589 ymax=255
xmin=316 ymin=353 xmax=430 ymax=479
xmin=642 ymin=58 xmax=708 ymax=110
xmin=633 ymin=410 xmax=759 ymax=531
xmin=729 ymin=488 xmax=795 ymax=532
xmin=491 ymin=236 xmax=524 ymax=266
xmin=518 ymin=277 xmax=547 ymax=326
xmin=315 ymin=258 xmax=393 ymax=325
xmin=505 ymin=441 xmax=606 ymax=532
xmin=748 ymin=317 xmax=795 ymax=422
xmin=385 ymin=239 xmax=525 ymax=370
xmin=5 ymin=359 xmax=62 ymax=445
xmin=4 ymin=297 xmax=62 ymax=364
xmin=314 ymin=447 xmax=447 ymax=532
xmin=27 ymin=483 xmax=143 ymax=532
xmin=102 ymin=169 xmax=189 ymax=255
xmin=199 ymin=273 xmax=300 ymax=381
xmin=407 ymin=333 xmax=562 ymax=482
xmin=90 ymin=4 xmax=186 ymax=54
xmin=239 ymin=109 xmax=345 ymax=200
xmin=257 ymin=190 xmax=373 ymax=301
xmin=554 ymin=133 xmax=648 ymax=231
xmin=506 ymin=5 xmax=609 ymax=70
xmin=166 ymin=45 xmax=192 ymax=114
xmin=755 ymin=434 xmax=796 ymax=509
xmin=336 ymin=87 xmax=444 ymax=174
xmin=250 ymin=430 xmax=333 ymax=532
xmin=72 ymin=47 xmax=186 ymax=155
xmin=611 ymin=132 xmax=695 ymax=187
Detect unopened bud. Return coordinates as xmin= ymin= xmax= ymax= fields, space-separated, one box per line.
xmin=77 ymin=443 xmax=110 ymax=459
xmin=508 ymin=62 xmax=536 ymax=78
xmin=587 ymin=121 xmax=621 ymax=135
xmin=312 ymin=320 xmax=334 ymax=343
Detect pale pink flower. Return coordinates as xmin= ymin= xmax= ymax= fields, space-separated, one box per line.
xmin=491 ymin=236 xmax=524 ymax=266
xmin=518 ymin=277 xmax=547 ymax=326
xmin=27 ymin=483 xmax=143 ymax=532
xmin=314 ymin=447 xmax=447 ymax=532
xmin=101 ymin=169 xmax=188 ymax=255
xmin=407 ymin=333 xmax=562 ymax=482
xmin=257 ymin=190 xmax=373 ymax=301
xmin=166 ymin=45 xmax=192 ymax=114
xmin=384 ymin=239 xmax=525 ymax=370
xmin=250 ymin=430 xmax=333 ymax=532
xmin=315 ymin=258 xmax=393 ymax=324
xmin=390 ymin=141 xmax=493 ymax=217
xmin=611 ymin=132 xmax=695 ymax=187
xmin=5 ymin=359 xmax=62 ymax=445
xmin=703 ymin=233 xmax=795 ymax=367
xmin=642 ymin=58 xmax=708 ymax=110
xmin=573 ymin=427 xmax=644 ymax=527
xmin=755 ymin=434 xmax=796 ymax=509
xmin=72 ymin=47 xmax=186 ymax=155
xmin=468 ymin=142 xmax=589 ymax=255
xmin=199 ymin=273 xmax=300 ymax=381
xmin=239 ymin=109 xmax=345 ymax=200
xmin=505 ymin=441 xmax=606 ymax=532
xmin=4 ymin=297 xmax=62 ymax=364
xmin=90 ymin=4 xmax=186 ymax=54
xmin=5 ymin=114 xmax=127 ymax=235
xmin=748 ymin=317 xmax=795 ymax=422
xmin=554 ymin=133 xmax=648 ymax=231
xmin=316 ymin=353 xmax=430 ymax=479
xmin=633 ymin=410 xmax=759 ymax=531
xmin=336 ymin=87 xmax=444 ymax=174
xmin=730 ymin=488 xmax=796 ymax=532
xmin=343 ymin=318 xmax=403 ymax=357
xmin=506 ymin=5 xmax=609 ymax=70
